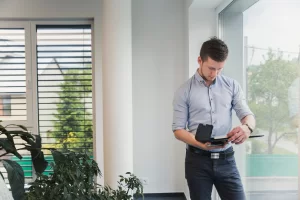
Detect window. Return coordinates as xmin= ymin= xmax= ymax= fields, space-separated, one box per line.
xmin=36 ymin=25 xmax=93 ymax=154
xmin=219 ymin=0 xmax=298 ymax=199
xmin=0 ymin=96 xmax=12 ymax=116
xmin=0 ymin=26 xmax=29 ymax=184
xmin=0 ymin=28 xmax=26 ymax=121
xmin=0 ymin=21 xmax=94 ymax=184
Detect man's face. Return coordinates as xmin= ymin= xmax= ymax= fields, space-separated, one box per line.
xmin=198 ymin=56 xmax=225 ymax=82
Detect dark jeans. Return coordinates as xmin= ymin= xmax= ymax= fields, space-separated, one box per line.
xmin=185 ymin=147 xmax=246 ymax=200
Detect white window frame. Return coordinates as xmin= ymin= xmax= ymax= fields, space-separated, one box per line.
xmin=0 ymin=21 xmax=34 ymax=130
xmin=0 ymin=19 xmax=95 ymax=181
xmin=29 ymin=20 xmax=94 ymax=143
xmin=0 ymin=19 xmax=94 ymax=136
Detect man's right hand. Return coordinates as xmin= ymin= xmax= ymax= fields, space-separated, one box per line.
xmin=199 ymin=141 xmax=228 ymax=151
xmin=174 ymin=129 xmax=227 ymax=150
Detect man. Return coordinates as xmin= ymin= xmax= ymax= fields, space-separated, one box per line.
xmin=172 ymin=37 xmax=255 ymax=200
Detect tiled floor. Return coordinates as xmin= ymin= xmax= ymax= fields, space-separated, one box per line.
xmin=135 ymin=194 xmax=186 ymax=200
xmin=136 ymin=191 xmax=298 ymax=200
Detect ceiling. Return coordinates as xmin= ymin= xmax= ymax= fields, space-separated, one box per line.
xmin=191 ymin=0 xmax=225 ymax=9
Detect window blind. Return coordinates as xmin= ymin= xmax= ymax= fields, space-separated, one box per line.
xmin=36 ymin=25 xmax=93 ymax=156
xmin=0 ymin=28 xmax=27 ymax=121
xmin=0 ymin=28 xmax=30 ymax=183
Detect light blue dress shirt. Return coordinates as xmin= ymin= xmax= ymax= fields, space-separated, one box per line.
xmin=172 ymin=71 xmax=254 ymax=152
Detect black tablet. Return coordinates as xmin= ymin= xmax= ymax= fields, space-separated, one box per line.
xmin=249 ymin=135 xmax=264 ymax=138
xmin=195 ymin=123 xmax=264 ymax=146
xmin=209 ymin=134 xmax=264 ymax=146
xmin=195 ymin=123 xmax=213 ymax=143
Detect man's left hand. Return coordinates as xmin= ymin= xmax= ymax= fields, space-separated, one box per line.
xmin=227 ymin=125 xmax=251 ymax=144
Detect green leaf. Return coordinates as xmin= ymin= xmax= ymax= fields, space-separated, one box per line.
xmin=26 ymin=135 xmax=48 ymax=173
xmin=2 ymin=159 xmax=25 ymax=200
xmin=17 ymin=125 xmax=28 ymax=131
xmin=0 ymin=171 xmax=4 ymax=180
xmin=64 ymin=187 xmax=68 ymax=199
xmin=2 ymin=130 xmax=22 ymax=159
xmin=25 ymin=147 xmax=48 ymax=174
xmin=0 ymin=138 xmax=22 ymax=159
xmin=0 ymin=124 xmax=5 ymax=132
xmin=51 ymin=149 xmax=65 ymax=163
xmin=8 ymin=131 xmax=34 ymax=140
xmin=5 ymin=124 xmax=28 ymax=131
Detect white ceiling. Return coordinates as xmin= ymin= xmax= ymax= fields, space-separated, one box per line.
xmin=191 ymin=0 xmax=225 ymax=9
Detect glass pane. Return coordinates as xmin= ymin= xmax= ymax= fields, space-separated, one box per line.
xmin=0 ymin=29 xmax=27 ymax=121
xmin=36 ymin=25 xmax=93 ymax=162
xmin=0 ymin=28 xmax=30 ymax=185
xmin=220 ymin=0 xmax=299 ymax=199
xmin=245 ymin=1 xmax=298 ymax=199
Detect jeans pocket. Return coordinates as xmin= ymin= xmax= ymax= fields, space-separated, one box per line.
xmin=225 ymin=156 xmax=236 ymax=165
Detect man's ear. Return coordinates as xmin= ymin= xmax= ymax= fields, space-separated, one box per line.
xmin=198 ymin=56 xmax=202 ymax=64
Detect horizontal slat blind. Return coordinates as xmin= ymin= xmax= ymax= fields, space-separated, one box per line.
xmin=37 ymin=25 xmax=93 ymax=156
xmin=0 ymin=29 xmax=27 ymax=121
xmin=0 ymin=28 xmax=31 ymax=184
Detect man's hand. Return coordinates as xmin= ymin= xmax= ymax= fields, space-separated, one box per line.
xmin=199 ymin=141 xmax=228 ymax=151
xmin=291 ymin=114 xmax=300 ymax=128
xmin=174 ymin=129 xmax=228 ymax=150
xmin=227 ymin=125 xmax=251 ymax=144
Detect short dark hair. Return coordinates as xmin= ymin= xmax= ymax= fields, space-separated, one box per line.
xmin=200 ymin=37 xmax=228 ymax=62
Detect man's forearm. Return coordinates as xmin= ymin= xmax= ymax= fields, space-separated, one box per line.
xmin=174 ymin=129 xmax=202 ymax=148
xmin=174 ymin=129 xmax=228 ymax=150
xmin=241 ymin=115 xmax=256 ymax=130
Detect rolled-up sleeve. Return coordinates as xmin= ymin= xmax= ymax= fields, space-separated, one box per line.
xmin=232 ymin=80 xmax=254 ymax=120
xmin=172 ymin=85 xmax=189 ymax=132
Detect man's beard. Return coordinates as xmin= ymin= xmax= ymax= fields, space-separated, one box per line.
xmin=198 ymin=67 xmax=209 ymax=81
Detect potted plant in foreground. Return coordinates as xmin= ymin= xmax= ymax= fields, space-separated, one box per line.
xmin=0 ymin=122 xmax=48 ymax=200
xmin=26 ymin=150 xmax=144 ymax=200
xmin=0 ymin=122 xmax=144 ymax=200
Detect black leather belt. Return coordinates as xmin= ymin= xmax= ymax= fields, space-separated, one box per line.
xmin=187 ymin=145 xmax=234 ymax=159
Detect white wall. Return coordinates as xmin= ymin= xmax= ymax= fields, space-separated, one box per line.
xmin=132 ymin=0 xmax=188 ymax=193
xmin=0 ymin=0 xmax=104 ymax=184
xmin=0 ymin=0 xmax=100 ymax=19
xmin=189 ymin=7 xmax=216 ymax=76
xmin=0 ymin=0 xmax=234 ymax=197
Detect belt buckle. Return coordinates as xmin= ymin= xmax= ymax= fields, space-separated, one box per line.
xmin=211 ymin=153 xmax=220 ymax=159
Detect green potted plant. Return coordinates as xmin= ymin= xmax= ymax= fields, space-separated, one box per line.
xmin=0 ymin=122 xmax=48 ymax=200
xmin=26 ymin=150 xmax=144 ymax=200
xmin=0 ymin=121 xmax=144 ymax=200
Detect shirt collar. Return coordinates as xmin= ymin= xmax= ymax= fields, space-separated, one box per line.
xmin=194 ymin=70 xmax=218 ymax=85
xmin=194 ymin=69 xmax=205 ymax=83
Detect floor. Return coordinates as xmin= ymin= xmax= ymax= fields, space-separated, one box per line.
xmin=143 ymin=198 xmax=184 ymax=200
xmin=135 ymin=191 xmax=298 ymax=200
xmin=135 ymin=194 xmax=186 ymax=200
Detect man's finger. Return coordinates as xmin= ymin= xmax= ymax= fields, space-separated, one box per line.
xmin=204 ymin=142 xmax=211 ymax=146
xmin=236 ymin=137 xmax=246 ymax=145
xmin=208 ymin=145 xmax=224 ymax=150
xmin=233 ymin=134 xmax=246 ymax=144
xmin=232 ymin=134 xmax=244 ymax=143
xmin=227 ymin=127 xmax=239 ymax=137
xmin=207 ymin=142 xmax=228 ymax=150
xmin=228 ymin=131 xmax=241 ymax=142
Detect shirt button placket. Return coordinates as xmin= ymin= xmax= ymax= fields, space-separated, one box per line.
xmin=209 ymin=86 xmax=215 ymax=125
